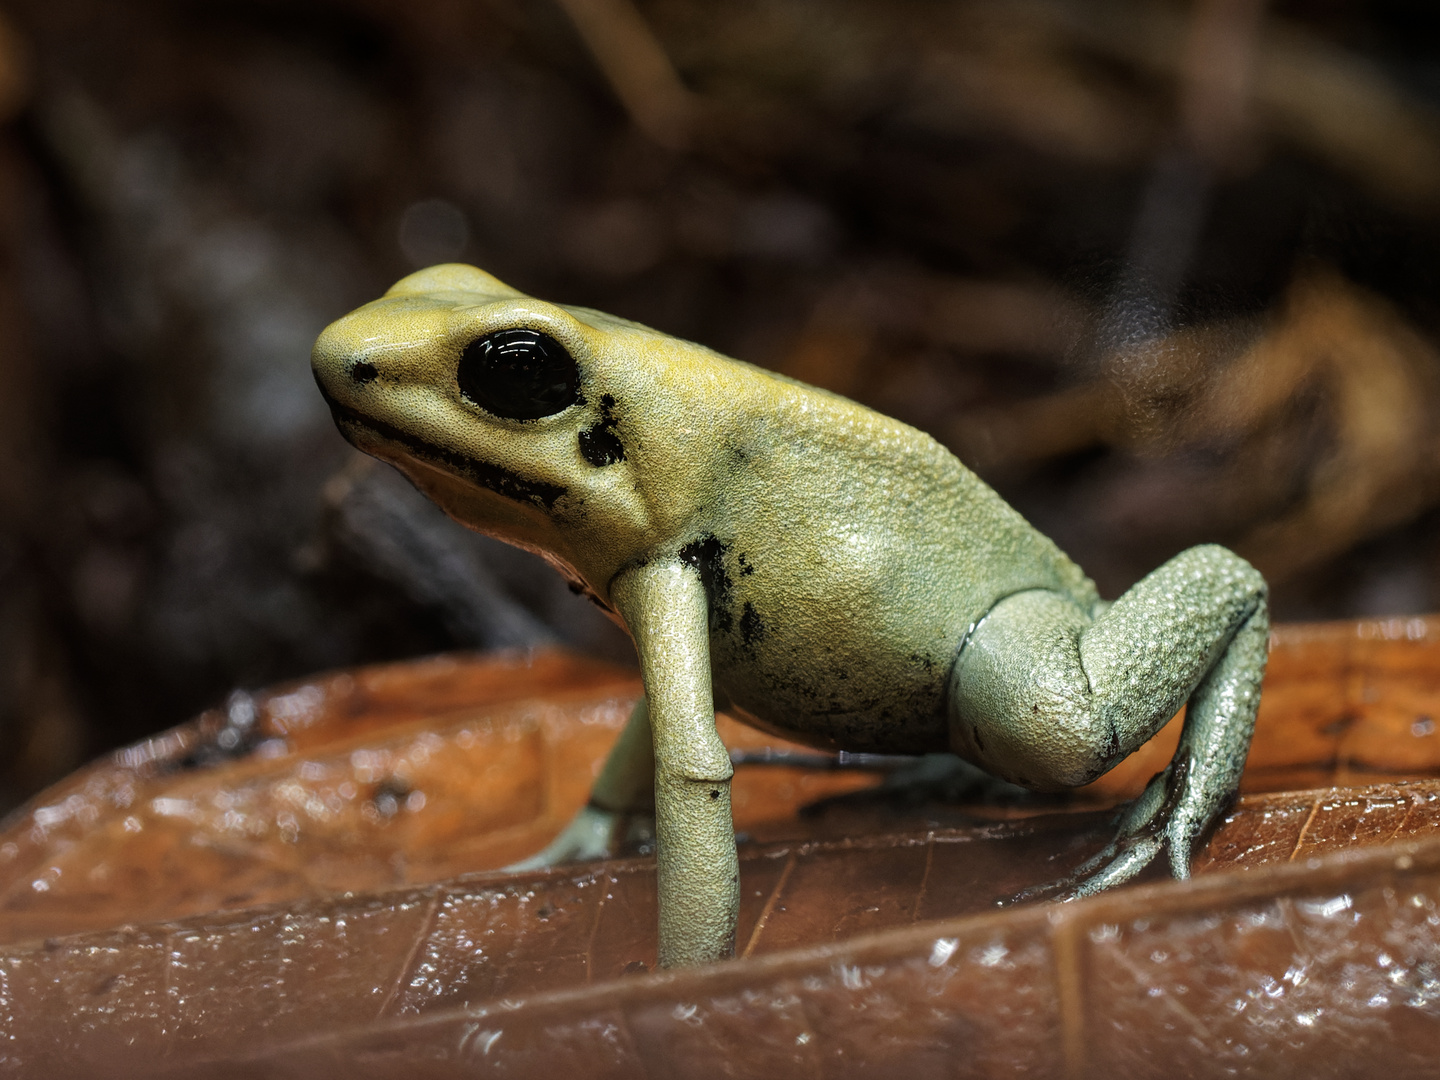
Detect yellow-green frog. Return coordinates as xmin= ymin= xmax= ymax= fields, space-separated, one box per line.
xmin=311 ymin=264 xmax=1268 ymax=968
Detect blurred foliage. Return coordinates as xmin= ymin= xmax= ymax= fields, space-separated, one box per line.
xmin=1 ymin=0 xmax=1440 ymax=810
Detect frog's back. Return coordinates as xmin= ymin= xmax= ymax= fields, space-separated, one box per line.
xmin=663 ymin=354 xmax=1098 ymax=753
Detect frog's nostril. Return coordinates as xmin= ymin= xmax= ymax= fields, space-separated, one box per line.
xmin=350 ymin=361 xmax=379 ymax=385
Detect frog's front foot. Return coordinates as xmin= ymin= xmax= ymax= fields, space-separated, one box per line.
xmin=505 ymin=804 xmax=656 ymax=872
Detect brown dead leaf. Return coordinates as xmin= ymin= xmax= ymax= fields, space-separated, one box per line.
xmin=6 ymin=617 xmax=1440 ymax=1076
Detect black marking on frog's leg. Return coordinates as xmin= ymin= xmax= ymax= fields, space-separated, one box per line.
xmin=740 ymin=601 xmax=765 ymax=646
xmin=585 ymin=592 xmax=616 ymax=613
xmin=1135 ymin=758 xmax=1191 ymax=842
xmin=1100 ymin=717 xmax=1122 ymax=773
xmin=679 ymin=534 xmax=734 ymax=633
xmin=349 ymin=360 xmax=378 ymax=384
xmin=318 ymin=390 xmax=568 ymax=511
xmin=736 ymin=553 xmax=755 ymax=576
xmin=579 ymin=393 xmax=626 ymax=466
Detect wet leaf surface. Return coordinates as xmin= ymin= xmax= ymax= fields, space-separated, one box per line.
xmin=5 ymin=616 xmax=1440 ymax=1077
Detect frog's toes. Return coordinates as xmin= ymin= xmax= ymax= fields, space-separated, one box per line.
xmin=505 ymin=804 xmax=629 ymax=872
xmin=1008 ymin=765 xmax=1209 ymax=904
xmin=1058 ymin=834 xmax=1167 ymax=900
xmin=1005 ymin=829 xmax=1160 ymax=905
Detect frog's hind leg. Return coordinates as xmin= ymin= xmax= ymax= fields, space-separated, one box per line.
xmin=948 ymin=544 xmax=1268 ymax=898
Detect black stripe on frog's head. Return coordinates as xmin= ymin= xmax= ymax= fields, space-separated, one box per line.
xmin=315 ymin=384 xmax=569 ymax=512
xmin=457 ymin=328 xmax=580 ymax=420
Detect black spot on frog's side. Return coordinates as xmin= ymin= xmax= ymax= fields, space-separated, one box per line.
xmin=679 ymin=534 xmax=733 ymax=633
xmin=579 ymin=393 xmax=626 ymax=467
xmin=1100 ymin=717 xmax=1121 ymax=766
xmin=740 ymin=601 xmax=765 ymax=646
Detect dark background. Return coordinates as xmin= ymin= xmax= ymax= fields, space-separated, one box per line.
xmin=1 ymin=0 xmax=1439 ymax=812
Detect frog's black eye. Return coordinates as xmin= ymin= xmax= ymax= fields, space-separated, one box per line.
xmin=457 ymin=328 xmax=579 ymax=420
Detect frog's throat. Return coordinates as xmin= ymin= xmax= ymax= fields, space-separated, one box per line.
xmin=317 ymin=388 xmax=567 ymax=512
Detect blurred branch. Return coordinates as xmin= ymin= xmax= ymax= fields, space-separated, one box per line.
xmin=778 ymin=269 xmax=1087 ymax=399
xmin=1222 ymin=272 xmax=1440 ymax=577
xmin=1178 ymin=0 xmax=1266 ymax=167
xmin=1077 ymin=0 xmax=1440 ymax=210
xmin=950 ymin=269 xmax=1440 ymax=585
xmin=321 ymin=457 xmax=558 ymax=650
xmin=898 ymin=12 xmax=1162 ymax=166
xmin=553 ymin=0 xmax=697 ymax=149
xmin=1257 ymin=24 xmax=1440 ymax=212
xmin=0 ymin=11 xmax=31 ymax=124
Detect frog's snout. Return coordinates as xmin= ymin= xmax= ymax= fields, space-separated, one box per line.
xmin=309 ymin=320 xmax=355 ymax=398
xmin=310 ymin=315 xmax=389 ymax=407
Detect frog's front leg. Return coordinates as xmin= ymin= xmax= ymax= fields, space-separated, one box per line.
xmin=949 ymin=544 xmax=1268 ymax=898
xmin=610 ymin=559 xmax=739 ymax=967
xmin=505 ymin=695 xmax=656 ymax=871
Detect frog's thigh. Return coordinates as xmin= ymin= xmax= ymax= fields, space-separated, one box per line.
xmin=948 ymin=589 xmax=1108 ymax=789
xmin=949 ymin=545 xmax=1266 ymax=792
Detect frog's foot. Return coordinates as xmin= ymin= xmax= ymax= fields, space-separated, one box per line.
xmin=1010 ymin=762 xmax=1209 ymax=904
xmin=504 ymin=804 xmax=656 ymax=872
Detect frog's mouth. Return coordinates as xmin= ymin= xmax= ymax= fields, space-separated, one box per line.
xmin=316 ymin=385 xmax=567 ymax=512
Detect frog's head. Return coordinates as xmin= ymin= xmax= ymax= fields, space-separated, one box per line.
xmin=311 ymin=264 xmax=715 ymax=596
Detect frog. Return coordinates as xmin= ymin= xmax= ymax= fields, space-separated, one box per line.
xmin=311 ymin=263 xmax=1269 ymax=969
